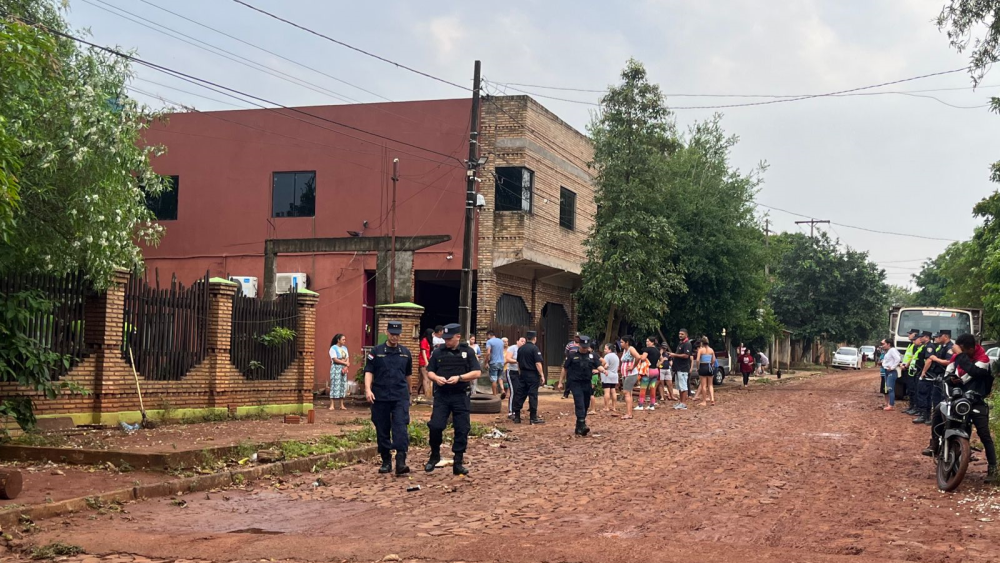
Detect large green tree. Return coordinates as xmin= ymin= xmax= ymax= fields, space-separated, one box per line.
xmin=1 ymin=0 xmax=169 ymax=287
xmin=769 ymin=232 xmax=888 ymax=344
xmin=657 ymin=117 xmax=769 ymax=342
xmin=578 ymin=59 xmax=686 ymax=340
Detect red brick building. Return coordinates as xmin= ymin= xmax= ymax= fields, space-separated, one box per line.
xmin=142 ymin=95 xmax=594 ymax=388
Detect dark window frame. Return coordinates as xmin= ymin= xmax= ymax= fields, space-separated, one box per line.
xmin=271 ymin=170 xmax=317 ymax=218
xmin=559 ymin=186 xmax=576 ymax=230
xmin=494 ymin=166 xmax=534 ymax=213
xmin=145 ymin=175 xmax=179 ymax=221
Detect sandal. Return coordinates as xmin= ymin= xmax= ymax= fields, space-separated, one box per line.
xmin=620 ymin=414 xmax=633 ymax=420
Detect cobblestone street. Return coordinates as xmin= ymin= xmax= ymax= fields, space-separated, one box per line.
xmin=13 ymin=370 xmax=1000 ymax=563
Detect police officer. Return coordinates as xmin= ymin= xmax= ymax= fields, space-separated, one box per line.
xmin=920 ymin=329 xmax=954 ymax=423
xmin=557 ymin=335 xmax=606 ymax=436
xmin=513 ymin=331 xmax=546 ymax=425
xmin=425 ymin=323 xmax=481 ymax=476
xmin=900 ymin=328 xmax=920 ymax=415
xmin=912 ymin=331 xmax=935 ymax=424
xmin=364 ymin=321 xmax=412 ymax=475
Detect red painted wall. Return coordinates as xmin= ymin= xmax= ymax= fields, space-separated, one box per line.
xmin=141 ymin=99 xmax=472 ymax=390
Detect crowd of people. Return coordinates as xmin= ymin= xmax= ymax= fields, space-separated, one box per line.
xmin=876 ymin=329 xmax=996 ymax=480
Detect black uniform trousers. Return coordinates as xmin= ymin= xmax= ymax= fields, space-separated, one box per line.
xmin=370 ymin=399 xmax=409 ymax=455
xmin=513 ymin=371 xmax=541 ymax=416
xmin=428 ymin=391 xmax=471 ymax=454
xmin=567 ymin=379 xmax=592 ymax=422
xmin=915 ymin=377 xmax=933 ymax=414
xmin=930 ymin=399 xmax=998 ymax=467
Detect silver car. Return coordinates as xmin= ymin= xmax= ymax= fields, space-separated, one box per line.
xmin=831 ymin=347 xmax=861 ymax=370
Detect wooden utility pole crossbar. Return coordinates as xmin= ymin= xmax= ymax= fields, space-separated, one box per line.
xmin=795 ymin=219 xmax=830 ymax=239
xmin=262 ymin=235 xmax=451 ymax=301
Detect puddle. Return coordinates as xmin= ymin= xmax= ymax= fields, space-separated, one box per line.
xmin=228 ymin=527 xmax=284 ymax=535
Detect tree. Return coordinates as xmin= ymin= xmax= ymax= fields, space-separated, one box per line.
xmin=0 ymin=0 xmax=169 ymax=288
xmin=887 ymin=284 xmax=917 ymax=308
xmin=578 ymin=59 xmax=686 ymax=340
xmin=913 ymin=253 xmax=948 ymax=306
xmin=769 ymin=232 xmax=888 ymax=344
xmin=656 ymin=117 xmax=769 ymax=342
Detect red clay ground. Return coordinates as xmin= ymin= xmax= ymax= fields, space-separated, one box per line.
xmin=8 ymin=368 xmax=1000 ymax=563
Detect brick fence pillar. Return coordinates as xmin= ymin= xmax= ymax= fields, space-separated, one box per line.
xmin=206 ymin=278 xmax=238 ymax=407
xmin=88 ymin=269 xmax=130 ymax=418
xmin=374 ymin=302 xmax=425 ymax=393
xmin=296 ymin=290 xmax=319 ymax=405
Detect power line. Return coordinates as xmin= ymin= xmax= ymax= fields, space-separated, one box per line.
xmin=756 ymin=203 xmax=960 ymax=242
xmin=83 ymin=0 xmax=357 ymax=104
xmin=230 ymin=0 xmax=471 ymax=92
xmin=494 ymin=80 xmax=1000 ymax=98
xmin=136 ymin=0 xmax=393 ymax=103
xmin=16 ymin=17 xmax=466 ymax=167
xmin=133 ymin=76 xmax=253 ymax=109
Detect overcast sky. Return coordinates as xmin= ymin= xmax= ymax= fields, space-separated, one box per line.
xmin=66 ymin=0 xmax=999 ymax=288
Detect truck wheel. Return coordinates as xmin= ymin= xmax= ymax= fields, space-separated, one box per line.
xmin=713 ymin=368 xmax=724 ymax=386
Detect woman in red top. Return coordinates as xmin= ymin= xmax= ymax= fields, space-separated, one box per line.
xmin=419 ymin=328 xmax=434 ymax=398
xmin=738 ymin=345 xmax=755 ymax=388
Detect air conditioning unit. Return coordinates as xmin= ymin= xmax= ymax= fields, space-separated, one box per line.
xmin=228 ymin=276 xmax=258 ymax=298
xmin=276 ymin=272 xmax=308 ymax=294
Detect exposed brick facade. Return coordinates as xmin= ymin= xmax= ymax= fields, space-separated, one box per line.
xmin=0 ymin=275 xmax=316 ymax=425
xmin=476 ymin=96 xmax=594 ymax=369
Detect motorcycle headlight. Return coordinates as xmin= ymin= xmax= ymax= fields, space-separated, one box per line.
xmin=954 ymin=399 xmax=972 ymax=417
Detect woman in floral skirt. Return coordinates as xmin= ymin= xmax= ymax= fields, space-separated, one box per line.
xmin=328 ymin=333 xmax=350 ymax=410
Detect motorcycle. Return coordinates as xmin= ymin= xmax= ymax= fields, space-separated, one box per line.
xmin=932 ymin=372 xmax=981 ymax=492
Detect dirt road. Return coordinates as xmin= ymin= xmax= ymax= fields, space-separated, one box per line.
xmin=16 ymin=369 xmax=1000 ymax=563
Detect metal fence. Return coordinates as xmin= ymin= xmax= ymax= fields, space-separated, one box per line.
xmin=0 ymin=271 xmax=89 ymax=379
xmin=230 ymin=291 xmax=298 ymax=380
xmin=122 ymin=271 xmax=210 ymax=381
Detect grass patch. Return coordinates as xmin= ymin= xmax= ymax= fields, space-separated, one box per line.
xmin=235 ymin=440 xmax=257 ymax=459
xmin=336 ymin=417 xmax=370 ymax=426
xmin=30 ymin=542 xmax=83 ymax=560
xmin=11 ymin=432 xmax=66 ymax=447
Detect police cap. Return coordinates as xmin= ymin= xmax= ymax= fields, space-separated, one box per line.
xmin=386 ymin=321 xmax=403 ymax=335
xmin=442 ymin=323 xmax=462 ymax=338
xmin=921 ymin=331 xmax=933 ymax=338
xmin=907 ymin=328 xmax=919 ymax=335
xmin=939 ymin=329 xmax=951 ymax=336
xmin=526 ymin=330 xmax=537 ymax=339
xmin=578 ymin=335 xmax=593 ymax=348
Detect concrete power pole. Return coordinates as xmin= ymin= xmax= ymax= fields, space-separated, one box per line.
xmin=458 ymin=61 xmax=482 ymax=339
xmin=764 ymin=218 xmax=771 ymax=277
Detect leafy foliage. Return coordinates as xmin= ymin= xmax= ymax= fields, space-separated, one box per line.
xmin=936 ymin=0 xmax=1000 ymax=85
xmin=887 ymin=284 xmax=917 ymax=308
xmin=769 ymin=232 xmax=888 ymax=344
xmin=257 ymin=326 xmax=295 ymax=347
xmin=578 ymin=59 xmax=686 ymax=339
xmin=0 ymin=1 xmax=170 ymax=288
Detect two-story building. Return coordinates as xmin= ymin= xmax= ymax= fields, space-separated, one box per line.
xmin=142 ymin=95 xmax=594 ymax=388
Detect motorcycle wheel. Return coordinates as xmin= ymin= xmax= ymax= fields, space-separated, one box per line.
xmin=936 ymin=435 xmax=971 ymax=492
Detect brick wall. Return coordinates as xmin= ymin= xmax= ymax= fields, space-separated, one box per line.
xmin=0 ymin=274 xmax=316 ymax=425
xmin=476 ymin=96 xmax=591 ymax=346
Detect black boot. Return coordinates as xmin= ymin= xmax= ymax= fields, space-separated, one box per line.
xmin=529 ymin=412 xmax=545 ymax=425
xmin=395 ymin=453 xmax=410 ymax=476
xmin=575 ymin=420 xmax=590 ymax=436
xmin=912 ymin=415 xmax=928 ymax=424
xmin=512 ymin=413 xmax=522 ymax=424
xmin=378 ymin=453 xmax=392 ymax=474
xmin=425 ymin=450 xmax=440 ymax=472
xmin=988 ymin=465 xmax=997 ymax=480
xmin=453 ymin=453 xmax=469 ymax=476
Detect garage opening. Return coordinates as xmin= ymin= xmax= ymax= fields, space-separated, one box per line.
xmin=414 ymin=271 xmax=476 ymax=335
xmin=540 ymin=302 xmax=570 ymax=366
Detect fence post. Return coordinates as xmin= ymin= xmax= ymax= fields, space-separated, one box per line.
xmin=87 ymin=269 xmax=130 ymax=420
xmin=206 ymin=278 xmax=238 ymax=407
xmin=374 ymin=303 xmax=425 ymax=393
xmin=295 ymin=290 xmax=319 ymax=408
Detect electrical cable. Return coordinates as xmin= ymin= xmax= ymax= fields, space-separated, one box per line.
xmin=12 ymin=16 xmax=467 ymax=167
xmin=756 ymin=202 xmax=959 ymax=242
xmin=495 ymin=81 xmax=1000 ymax=98
xmin=230 ymin=0 xmax=471 ymax=92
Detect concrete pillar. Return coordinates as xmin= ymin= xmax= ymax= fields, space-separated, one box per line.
xmin=374 ymin=303 xmax=425 ymax=392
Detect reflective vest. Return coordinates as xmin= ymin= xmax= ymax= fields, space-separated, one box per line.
xmin=902 ymin=343 xmax=917 ymax=376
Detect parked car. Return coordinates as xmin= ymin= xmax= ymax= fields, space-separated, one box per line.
xmin=832 ymin=347 xmax=862 ymax=370
xmin=988 ymin=347 xmax=999 ymax=365
xmin=859 ymin=345 xmax=876 ymax=363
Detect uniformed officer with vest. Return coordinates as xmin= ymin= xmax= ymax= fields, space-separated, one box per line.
xmin=920 ymin=329 xmax=954 ymax=423
xmin=912 ymin=331 xmax=935 ymax=425
xmin=900 ymin=328 xmax=920 ymax=415
xmin=364 ymin=321 xmax=412 ymax=475
xmin=425 ymin=323 xmax=481 ymax=476
xmin=557 ymin=335 xmax=606 ymax=436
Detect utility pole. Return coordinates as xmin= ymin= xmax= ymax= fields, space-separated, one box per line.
xmin=459 ymin=60 xmax=482 ymax=339
xmin=764 ymin=218 xmax=771 ymax=277
xmin=795 ymin=219 xmax=830 ymax=239
xmin=390 ymin=158 xmax=399 ymax=303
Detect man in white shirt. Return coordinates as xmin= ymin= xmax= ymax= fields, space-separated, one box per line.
xmin=504 ymin=337 xmax=525 ymax=418
xmin=879 ymin=338 xmax=902 ymax=411
xmin=432 ymin=325 xmax=445 ymax=347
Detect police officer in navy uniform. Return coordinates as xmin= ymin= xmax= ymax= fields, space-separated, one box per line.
xmin=513 ymin=330 xmax=546 ymax=425
xmin=425 ymin=323 xmax=481 ymax=476
xmin=912 ymin=331 xmax=936 ymax=425
xmin=364 ymin=321 xmax=412 ymax=475
xmin=557 ymin=335 xmax=606 ymax=436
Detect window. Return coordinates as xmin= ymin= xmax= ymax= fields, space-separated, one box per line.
xmin=272 ymin=171 xmax=316 ymax=218
xmin=145 ymin=175 xmax=179 ymax=221
xmin=495 ymin=167 xmax=533 ymax=212
xmin=559 ymin=187 xmax=576 ymax=230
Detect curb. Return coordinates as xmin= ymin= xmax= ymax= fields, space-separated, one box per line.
xmin=0 ymin=445 xmax=378 ymax=531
